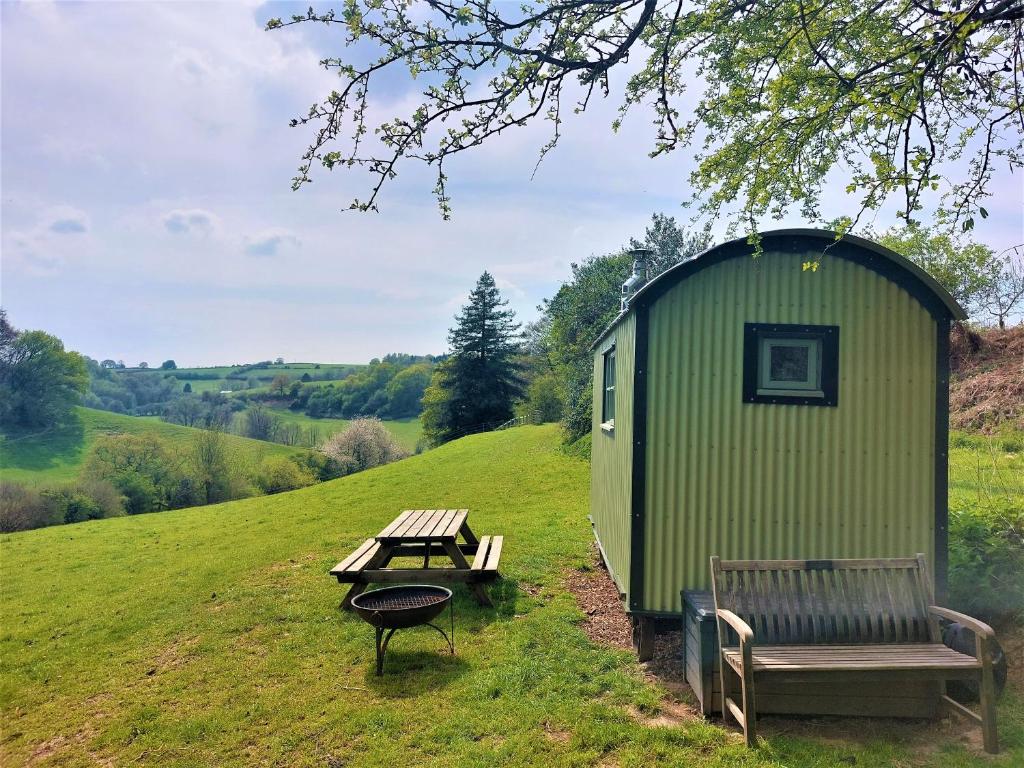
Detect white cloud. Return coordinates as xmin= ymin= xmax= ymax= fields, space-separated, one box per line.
xmin=162 ymin=209 xmax=220 ymax=237
xmin=245 ymin=228 xmax=300 ymax=257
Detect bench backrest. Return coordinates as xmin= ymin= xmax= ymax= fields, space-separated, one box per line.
xmin=710 ymin=555 xmax=939 ymax=645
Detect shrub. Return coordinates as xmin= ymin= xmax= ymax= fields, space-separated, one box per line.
xmin=321 ymin=418 xmax=408 ymax=475
xmin=38 ymin=479 xmax=124 ymax=525
xmin=0 ymin=481 xmax=58 ymax=532
xmin=291 ymin=451 xmax=344 ymax=482
xmin=948 ymin=499 xmax=1024 ymax=622
xmin=254 ymin=455 xmax=316 ymax=495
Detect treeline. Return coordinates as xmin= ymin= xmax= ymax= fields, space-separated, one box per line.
xmin=296 ymin=355 xmax=435 ymax=420
xmin=0 ymin=417 xmax=409 ymax=533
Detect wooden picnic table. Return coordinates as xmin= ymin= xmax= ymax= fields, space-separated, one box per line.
xmin=330 ymin=509 xmax=503 ymax=609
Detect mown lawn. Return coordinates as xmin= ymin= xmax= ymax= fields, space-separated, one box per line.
xmin=1 ymin=426 xmax=1020 ymax=767
xmin=0 ymin=407 xmax=311 ymax=485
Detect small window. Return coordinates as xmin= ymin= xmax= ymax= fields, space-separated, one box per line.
xmin=602 ymin=346 xmax=616 ymax=426
xmin=743 ymin=323 xmax=839 ymax=406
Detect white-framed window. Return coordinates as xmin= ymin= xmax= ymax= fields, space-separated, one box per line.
xmin=758 ymin=337 xmax=823 ymax=397
xmin=602 ymin=345 xmax=616 ymax=426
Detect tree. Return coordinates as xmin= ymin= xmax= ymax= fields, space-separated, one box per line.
xmin=300 ymin=372 xmax=312 ymax=382
xmin=523 ymin=372 xmax=564 ymax=423
xmin=982 ymin=248 xmax=1024 ymax=328
xmin=243 ymin=405 xmax=278 ymax=441
xmin=0 ymin=318 xmax=88 ymax=429
xmin=161 ymin=359 xmax=177 ymax=370
xmin=871 ymin=223 xmax=1001 ymax=317
xmin=629 ymin=212 xmax=709 ymax=275
xmin=274 ymin=357 xmax=285 ymax=365
xmin=100 ymin=359 xmax=117 ymax=369
xmin=537 ymin=214 xmax=705 ymax=440
xmin=270 ymin=373 xmax=291 ymax=396
xmin=83 ymin=434 xmax=185 ymax=514
xmin=385 ymin=362 xmax=433 ymax=417
xmin=190 ymin=429 xmax=245 ymax=504
xmin=183 ymin=381 xmax=193 ymax=393
xmin=268 ymin=3 xmax=1022 ymax=232
xmin=138 ymin=362 xmax=149 ymax=369
xmin=422 ymin=272 xmax=524 ymax=444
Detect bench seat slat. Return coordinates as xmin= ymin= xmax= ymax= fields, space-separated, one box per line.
xmin=330 ymin=539 xmax=376 ymax=574
xmin=721 ymin=644 xmax=980 ymax=673
xmin=471 ymin=536 xmax=491 ymax=571
xmin=483 ymin=535 xmax=503 ymax=572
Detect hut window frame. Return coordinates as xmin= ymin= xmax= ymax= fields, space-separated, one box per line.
xmin=601 ymin=345 xmax=616 ymax=429
xmin=742 ymin=323 xmax=839 ymax=407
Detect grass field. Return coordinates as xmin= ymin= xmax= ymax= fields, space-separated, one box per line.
xmin=0 ymin=407 xmax=311 ymax=485
xmin=258 ymin=407 xmax=424 ymax=452
xmin=1 ymin=425 xmax=1020 ymax=767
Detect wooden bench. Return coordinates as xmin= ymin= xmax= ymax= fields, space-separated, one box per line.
xmin=710 ymin=555 xmax=999 ymax=753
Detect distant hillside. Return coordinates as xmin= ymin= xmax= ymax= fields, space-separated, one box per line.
xmin=950 ymin=325 xmax=1024 ymax=432
xmin=0 ymin=407 xmax=312 ymax=485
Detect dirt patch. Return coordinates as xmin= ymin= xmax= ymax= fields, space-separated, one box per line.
xmin=564 ymin=547 xmax=700 ymax=723
xmin=563 ymin=549 xmax=632 ymax=650
xmin=541 ymin=721 xmax=571 ymax=742
xmin=950 ymin=325 xmax=1024 ymax=431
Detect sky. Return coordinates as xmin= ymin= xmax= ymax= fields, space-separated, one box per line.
xmin=2 ymin=1 xmax=1022 ymax=366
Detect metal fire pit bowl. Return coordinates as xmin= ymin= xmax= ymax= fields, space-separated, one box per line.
xmin=350 ymin=585 xmax=454 ymax=675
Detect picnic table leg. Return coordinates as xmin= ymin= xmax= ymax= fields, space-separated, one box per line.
xmin=340 ymin=582 xmax=368 ymax=611
xmin=459 ymin=520 xmax=480 ymax=547
xmin=442 ymin=540 xmax=493 ymax=607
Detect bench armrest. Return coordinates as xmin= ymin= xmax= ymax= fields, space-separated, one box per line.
xmin=929 ymin=605 xmax=995 ymax=638
xmin=716 ymin=609 xmax=755 ymax=644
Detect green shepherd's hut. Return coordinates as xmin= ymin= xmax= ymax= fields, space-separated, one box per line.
xmin=589 ymin=229 xmax=965 ymax=655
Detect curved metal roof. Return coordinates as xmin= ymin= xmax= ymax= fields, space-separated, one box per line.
xmin=591 ymin=228 xmax=966 ymax=350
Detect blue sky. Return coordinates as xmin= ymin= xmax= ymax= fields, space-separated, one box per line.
xmin=2 ymin=1 xmax=1022 ymax=366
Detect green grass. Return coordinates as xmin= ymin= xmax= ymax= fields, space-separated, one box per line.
xmin=949 ymin=429 xmax=1023 ymax=510
xmin=0 ymin=407 xmax=311 ymax=485
xmin=258 ymin=407 xmax=424 ymax=452
xmin=1 ymin=425 xmax=1020 ymax=767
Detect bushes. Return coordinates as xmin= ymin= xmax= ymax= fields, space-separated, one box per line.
xmin=0 ymin=482 xmax=58 ymax=532
xmin=949 ymin=499 xmax=1024 ymax=622
xmin=321 ymin=418 xmax=408 ymax=475
xmin=0 ymin=479 xmax=125 ymax=531
xmin=254 ymin=456 xmax=316 ymax=495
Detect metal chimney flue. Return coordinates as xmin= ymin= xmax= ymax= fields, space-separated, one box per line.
xmin=621 ymin=248 xmax=653 ymax=310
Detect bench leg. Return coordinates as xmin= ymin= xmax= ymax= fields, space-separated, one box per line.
xmin=739 ymin=660 xmax=756 ymax=747
xmin=979 ymin=636 xmax=999 ymax=754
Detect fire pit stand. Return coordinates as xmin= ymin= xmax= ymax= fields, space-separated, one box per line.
xmin=350 ymin=585 xmax=455 ymax=675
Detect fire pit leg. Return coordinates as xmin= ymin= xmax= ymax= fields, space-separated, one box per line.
xmin=375 ymin=627 xmax=398 ymax=676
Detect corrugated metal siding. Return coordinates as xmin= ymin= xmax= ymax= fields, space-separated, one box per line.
xmin=590 ymin=312 xmax=636 ymax=598
xmin=643 ymin=250 xmax=937 ymax=613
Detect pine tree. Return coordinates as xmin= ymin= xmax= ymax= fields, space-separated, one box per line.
xmin=422 ymin=272 xmax=523 ymax=444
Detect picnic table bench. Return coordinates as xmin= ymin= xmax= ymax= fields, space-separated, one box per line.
xmin=711 ymin=554 xmax=999 ymax=752
xmin=331 ymin=509 xmax=503 ymax=609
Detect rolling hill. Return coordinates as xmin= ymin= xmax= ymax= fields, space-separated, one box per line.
xmin=1 ymin=425 xmax=1020 ymax=767
xmin=0 ymin=407 xmax=312 ymax=485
